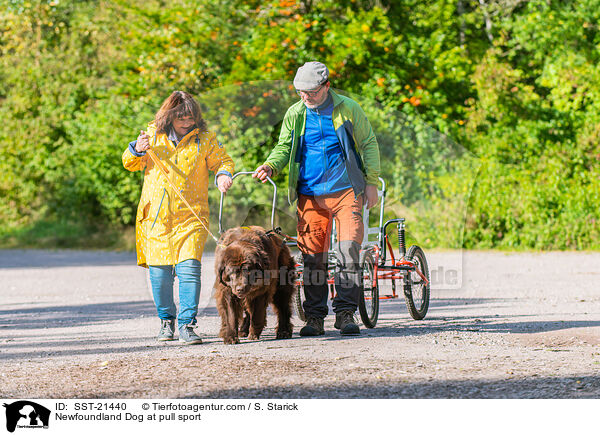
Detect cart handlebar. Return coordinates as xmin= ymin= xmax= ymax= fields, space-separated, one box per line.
xmin=218 ymin=171 xmax=278 ymax=234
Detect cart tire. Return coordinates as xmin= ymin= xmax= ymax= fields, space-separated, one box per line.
xmin=293 ymin=254 xmax=306 ymax=322
xmin=403 ymin=245 xmax=430 ymax=320
xmin=358 ymin=249 xmax=379 ymax=328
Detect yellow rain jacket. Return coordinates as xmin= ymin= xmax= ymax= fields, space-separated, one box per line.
xmin=123 ymin=123 xmax=234 ymax=267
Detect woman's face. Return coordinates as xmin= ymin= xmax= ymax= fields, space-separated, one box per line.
xmin=172 ymin=116 xmax=195 ymax=137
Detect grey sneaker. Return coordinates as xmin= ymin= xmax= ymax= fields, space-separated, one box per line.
xmin=334 ymin=310 xmax=360 ymax=335
xmin=157 ymin=319 xmax=175 ymax=341
xmin=178 ymin=324 xmax=203 ymax=345
xmin=299 ymin=316 xmax=325 ymax=336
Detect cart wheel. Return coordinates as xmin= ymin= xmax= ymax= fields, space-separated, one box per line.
xmin=403 ymin=245 xmax=430 ymax=320
xmin=358 ymin=249 xmax=379 ymax=328
xmin=293 ymin=254 xmax=306 ymax=322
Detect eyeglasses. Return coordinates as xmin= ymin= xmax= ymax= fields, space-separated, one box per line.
xmin=295 ymin=85 xmax=325 ymax=97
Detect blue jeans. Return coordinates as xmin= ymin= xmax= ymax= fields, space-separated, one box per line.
xmin=148 ymin=259 xmax=201 ymax=327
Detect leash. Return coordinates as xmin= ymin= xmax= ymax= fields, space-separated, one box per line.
xmin=145 ymin=138 xmax=225 ymax=248
xmin=267 ymin=226 xmax=307 ymax=251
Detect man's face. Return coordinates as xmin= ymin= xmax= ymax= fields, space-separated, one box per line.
xmin=172 ymin=116 xmax=195 ymax=137
xmin=297 ymin=82 xmax=330 ymax=109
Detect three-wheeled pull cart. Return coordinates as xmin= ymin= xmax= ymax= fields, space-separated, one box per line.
xmin=219 ymin=173 xmax=431 ymax=328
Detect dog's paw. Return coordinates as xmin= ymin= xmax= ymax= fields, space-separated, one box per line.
xmin=247 ymin=333 xmax=260 ymax=340
xmin=239 ymin=329 xmax=249 ymax=338
xmin=222 ymin=335 xmax=240 ymax=345
xmin=276 ymin=329 xmax=292 ymax=339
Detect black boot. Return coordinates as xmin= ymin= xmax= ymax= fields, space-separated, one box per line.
xmin=334 ymin=310 xmax=360 ymax=335
xmin=299 ymin=316 xmax=325 ymax=336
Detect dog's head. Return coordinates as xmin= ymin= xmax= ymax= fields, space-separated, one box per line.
xmin=217 ymin=241 xmax=269 ymax=298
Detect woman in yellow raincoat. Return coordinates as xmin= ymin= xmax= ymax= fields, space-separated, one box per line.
xmin=123 ymin=91 xmax=234 ymax=344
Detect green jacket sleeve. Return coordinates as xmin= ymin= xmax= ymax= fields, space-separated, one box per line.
xmin=352 ymin=102 xmax=380 ymax=186
xmin=264 ymin=106 xmax=295 ymax=176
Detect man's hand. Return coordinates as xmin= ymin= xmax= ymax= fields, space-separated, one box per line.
xmin=365 ymin=184 xmax=379 ymax=209
xmin=253 ymin=164 xmax=273 ymax=183
xmin=216 ymin=174 xmax=233 ymax=193
xmin=135 ymin=130 xmax=150 ymax=153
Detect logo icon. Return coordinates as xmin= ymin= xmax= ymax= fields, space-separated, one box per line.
xmin=3 ymin=401 xmax=50 ymax=433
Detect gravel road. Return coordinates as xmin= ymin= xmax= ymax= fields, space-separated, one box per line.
xmin=1 ymin=249 xmax=599 ymax=399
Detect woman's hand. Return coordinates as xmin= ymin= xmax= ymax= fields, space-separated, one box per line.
xmin=216 ymin=174 xmax=233 ymax=193
xmin=135 ymin=130 xmax=150 ymax=153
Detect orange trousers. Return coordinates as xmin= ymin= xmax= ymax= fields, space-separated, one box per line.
xmin=296 ymin=188 xmax=364 ymax=255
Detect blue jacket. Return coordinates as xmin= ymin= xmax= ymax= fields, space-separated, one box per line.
xmin=297 ymin=96 xmax=352 ymax=196
xmin=264 ymin=90 xmax=380 ymax=204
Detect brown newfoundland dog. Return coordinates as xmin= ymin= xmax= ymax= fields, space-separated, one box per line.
xmin=214 ymin=226 xmax=295 ymax=344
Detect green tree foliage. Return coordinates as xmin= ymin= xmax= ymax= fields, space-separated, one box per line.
xmin=464 ymin=0 xmax=600 ymax=248
xmin=0 ymin=0 xmax=598 ymax=249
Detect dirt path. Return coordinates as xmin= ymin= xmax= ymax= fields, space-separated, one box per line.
xmin=0 ymin=249 xmax=598 ymax=398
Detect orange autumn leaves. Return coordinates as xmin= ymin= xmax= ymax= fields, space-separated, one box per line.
xmin=377 ymin=78 xmax=422 ymax=107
